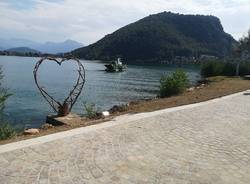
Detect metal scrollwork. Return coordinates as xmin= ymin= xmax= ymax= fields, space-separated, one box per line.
xmin=33 ymin=56 xmax=85 ymax=116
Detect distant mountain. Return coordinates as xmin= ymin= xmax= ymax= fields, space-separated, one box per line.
xmin=6 ymin=47 xmax=40 ymax=54
xmin=72 ymin=12 xmax=236 ymax=63
xmin=0 ymin=38 xmax=39 ymax=50
xmin=36 ymin=40 xmax=83 ymax=54
xmin=0 ymin=38 xmax=83 ymax=54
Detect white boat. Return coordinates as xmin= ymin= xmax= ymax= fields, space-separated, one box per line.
xmin=104 ymin=58 xmax=127 ymax=72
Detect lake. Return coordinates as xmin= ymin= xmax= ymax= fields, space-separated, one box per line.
xmin=0 ymin=56 xmax=201 ymax=128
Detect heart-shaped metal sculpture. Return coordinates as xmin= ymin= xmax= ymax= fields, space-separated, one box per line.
xmin=33 ymin=57 xmax=85 ymax=116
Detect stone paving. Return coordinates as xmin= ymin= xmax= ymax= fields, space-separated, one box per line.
xmin=0 ymin=92 xmax=250 ymax=184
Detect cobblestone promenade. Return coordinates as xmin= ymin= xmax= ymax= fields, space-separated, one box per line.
xmin=0 ymin=92 xmax=250 ymax=184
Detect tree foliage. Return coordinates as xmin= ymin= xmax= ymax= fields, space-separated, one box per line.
xmin=201 ymin=60 xmax=250 ymax=77
xmin=238 ymin=30 xmax=250 ymax=52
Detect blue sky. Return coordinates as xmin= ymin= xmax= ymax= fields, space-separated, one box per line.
xmin=5 ymin=0 xmax=64 ymax=10
xmin=6 ymin=0 xmax=37 ymax=10
xmin=0 ymin=0 xmax=250 ymax=45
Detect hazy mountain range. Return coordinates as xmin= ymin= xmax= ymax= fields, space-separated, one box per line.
xmin=0 ymin=38 xmax=83 ymax=54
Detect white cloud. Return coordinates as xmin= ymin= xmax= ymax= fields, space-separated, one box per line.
xmin=0 ymin=0 xmax=250 ymax=45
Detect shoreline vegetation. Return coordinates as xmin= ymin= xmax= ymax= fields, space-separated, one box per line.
xmin=1 ymin=76 xmax=250 ymax=145
xmin=0 ymin=66 xmax=16 ymax=141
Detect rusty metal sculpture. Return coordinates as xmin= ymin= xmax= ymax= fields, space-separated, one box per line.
xmin=33 ymin=57 xmax=85 ymax=117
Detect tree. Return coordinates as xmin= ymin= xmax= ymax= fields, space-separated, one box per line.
xmin=236 ymin=29 xmax=250 ymax=60
xmin=233 ymin=29 xmax=250 ymax=76
xmin=239 ymin=30 xmax=250 ymax=51
xmin=0 ymin=67 xmax=11 ymax=113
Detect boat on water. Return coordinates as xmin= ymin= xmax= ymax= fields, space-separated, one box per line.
xmin=105 ymin=58 xmax=127 ymax=72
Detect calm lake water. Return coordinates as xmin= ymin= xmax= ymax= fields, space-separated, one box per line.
xmin=0 ymin=56 xmax=201 ymax=128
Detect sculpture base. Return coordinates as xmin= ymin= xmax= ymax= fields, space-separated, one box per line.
xmin=46 ymin=113 xmax=81 ymax=126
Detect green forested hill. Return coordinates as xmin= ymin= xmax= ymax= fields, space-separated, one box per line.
xmin=72 ymin=12 xmax=236 ymax=63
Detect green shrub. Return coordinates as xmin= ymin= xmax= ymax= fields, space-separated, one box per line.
xmin=239 ymin=61 xmax=250 ymax=75
xmin=109 ymin=104 xmax=129 ymax=113
xmin=201 ymin=60 xmax=250 ymax=77
xmin=201 ymin=61 xmax=225 ymax=77
xmin=0 ymin=66 xmax=15 ymax=140
xmin=222 ymin=62 xmax=236 ymax=76
xmin=83 ymin=103 xmax=101 ymax=119
xmin=0 ymin=123 xmax=16 ymax=140
xmin=160 ymin=70 xmax=189 ymax=98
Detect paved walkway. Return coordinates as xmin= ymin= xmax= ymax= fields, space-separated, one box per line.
xmin=1 ymin=91 xmax=250 ymax=184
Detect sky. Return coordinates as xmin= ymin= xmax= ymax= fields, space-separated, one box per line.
xmin=0 ymin=0 xmax=250 ymax=45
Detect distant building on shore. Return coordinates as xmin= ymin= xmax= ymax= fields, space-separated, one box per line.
xmin=199 ymin=55 xmax=218 ymax=61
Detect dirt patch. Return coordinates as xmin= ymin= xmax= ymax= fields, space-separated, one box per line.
xmin=1 ymin=76 xmax=250 ymax=145
xmin=123 ymin=76 xmax=250 ymax=113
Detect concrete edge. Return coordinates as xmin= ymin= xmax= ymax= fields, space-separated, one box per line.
xmin=0 ymin=90 xmax=249 ymax=154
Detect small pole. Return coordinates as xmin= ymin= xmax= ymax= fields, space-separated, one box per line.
xmin=236 ymin=60 xmax=241 ymax=76
xmin=236 ymin=63 xmax=240 ymax=76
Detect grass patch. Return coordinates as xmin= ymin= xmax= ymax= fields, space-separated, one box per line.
xmin=0 ymin=122 xmax=16 ymax=140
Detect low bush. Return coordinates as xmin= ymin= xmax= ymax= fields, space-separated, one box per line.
xmin=201 ymin=60 xmax=250 ymax=77
xmin=109 ymin=104 xmax=129 ymax=113
xmin=160 ymin=70 xmax=189 ymax=98
xmin=239 ymin=62 xmax=250 ymax=76
xmin=83 ymin=103 xmax=101 ymax=119
xmin=201 ymin=61 xmax=234 ymax=77
xmin=0 ymin=122 xmax=16 ymax=140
